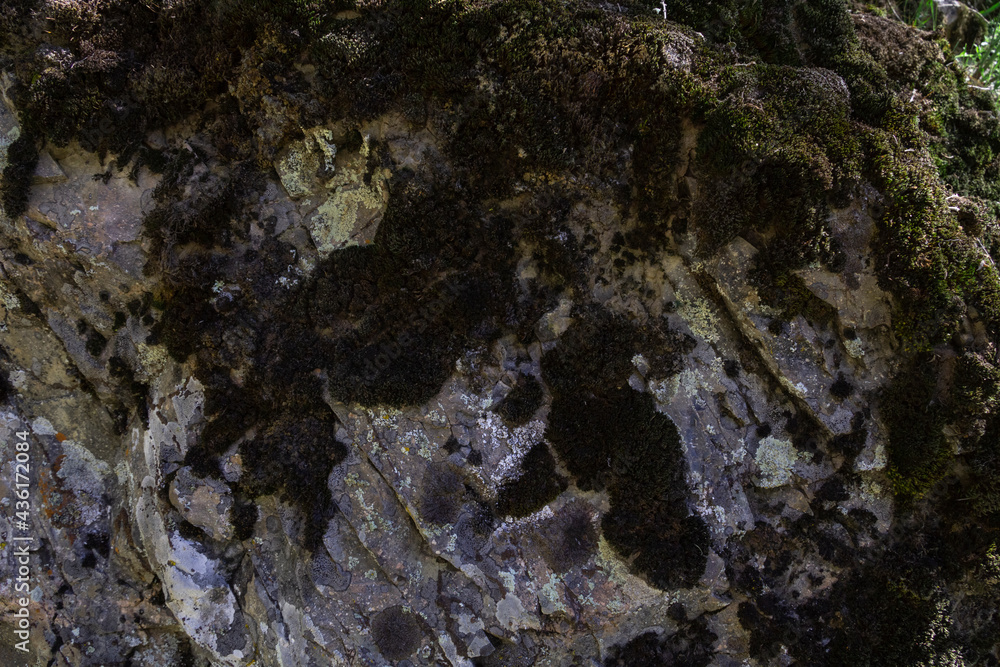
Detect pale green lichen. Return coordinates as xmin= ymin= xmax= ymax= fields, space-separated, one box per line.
xmin=539 ymin=576 xmax=567 ymax=615
xmin=845 ymin=338 xmax=865 ymax=358
xmin=676 ymin=296 xmax=720 ymax=343
xmin=499 ymin=570 xmax=517 ymax=594
xmin=309 ymin=154 xmax=389 ymax=256
xmin=754 ymin=436 xmax=804 ymax=488
xmin=0 ymin=280 xmax=19 ymax=311
xmin=344 ymin=472 xmax=367 ymax=488
xmin=135 ymin=343 xmax=170 ymax=382
xmin=275 ymin=139 xmax=316 ymax=199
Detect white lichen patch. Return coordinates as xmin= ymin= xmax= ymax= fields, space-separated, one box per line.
xmin=754 ymin=436 xmax=804 ymax=488
xmin=631 ymin=353 xmax=649 ymax=376
xmin=844 ymin=337 xmax=865 ymax=358
xmin=369 ymin=407 xmax=402 ymax=430
xmin=653 ymin=356 xmax=724 ymax=404
xmin=476 ymin=412 xmax=544 ymax=486
xmin=855 ymin=434 xmax=887 ymax=472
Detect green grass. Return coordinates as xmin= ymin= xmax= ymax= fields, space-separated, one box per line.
xmin=898 ymin=0 xmax=941 ymax=29
xmin=890 ymin=0 xmax=1000 ymax=91
xmin=956 ymin=7 xmax=1000 ymax=90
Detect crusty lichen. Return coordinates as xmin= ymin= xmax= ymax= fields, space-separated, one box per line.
xmin=754 ymin=436 xmax=804 ymax=489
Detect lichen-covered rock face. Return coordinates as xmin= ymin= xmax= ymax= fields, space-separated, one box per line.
xmin=0 ymin=1 xmax=999 ymax=665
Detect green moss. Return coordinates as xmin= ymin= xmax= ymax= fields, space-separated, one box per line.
xmin=692 ymin=60 xmax=860 ymax=283
xmin=970 ymin=413 xmax=1000 ymax=519
xmin=751 ymin=269 xmax=838 ymax=327
xmin=881 ymin=355 xmax=950 ymax=497
xmin=819 ymin=574 xmax=956 ymax=666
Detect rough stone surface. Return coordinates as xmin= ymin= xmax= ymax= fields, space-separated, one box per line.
xmin=0 ymin=2 xmax=997 ymax=666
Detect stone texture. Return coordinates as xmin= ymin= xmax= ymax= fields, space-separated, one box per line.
xmin=0 ymin=3 xmax=997 ymax=667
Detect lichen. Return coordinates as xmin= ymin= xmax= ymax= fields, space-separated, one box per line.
xmin=754 ymin=436 xmax=803 ymax=489
xmin=676 ymin=296 xmax=720 ymax=343
xmin=0 ymin=280 xmax=20 ymax=311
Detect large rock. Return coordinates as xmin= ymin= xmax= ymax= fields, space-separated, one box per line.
xmin=0 ymin=3 xmax=997 ymax=666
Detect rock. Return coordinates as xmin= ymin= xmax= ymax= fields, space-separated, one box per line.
xmin=0 ymin=3 xmax=998 ymax=666
xmin=31 ymin=151 xmax=65 ymax=184
xmin=168 ymin=467 xmax=234 ymax=541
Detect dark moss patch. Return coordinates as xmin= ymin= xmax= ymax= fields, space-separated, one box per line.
xmin=737 ymin=598 xmax=799 ymax=662
xmin=443 ymin=435 xmax=461 ymax=455
xmin=231 ymin=499 xmax=257 ymax=542
xmin=495 ymin=442 xmax=567 ymax=518
xmin=419 ymin=466 xmax=472 ymax=527
xmin=471 ymin=634 xmax=536 ymax=667
xmin=543 ymin=313 xmax=706 ymax=589
xmin=494 ymin=374 xmax=544 ymax=427
xmin=881 ymin=355 xmax=950 ymax=496
xmin=532 ymin=502 xmax=598 ymax=572
xmin=968 ymin=412 xmax=1000 ymax=518
xmin=752 ymin=269 xmax=839 ymax=328
xmin=85 ymin=329 xmax=108 ymax=358
xmin=830 ymin=426 xmax=867 ymax=461
xmin=798 ymin=571 xmax=956 ymax=666
xmin=1 ymin=132 xmax=38 ymax=219
xmin=238 ymin=411 xmax=346 ymax=551
xmin=371 ymin=605 xmax=424 ymax=662
xmin=604 ymin=619 xmax=717 ymax=667
xmin=159 ymin=178 xmax=521 ymax=547
xmin=830 ymin=374 xmax=854 ymax=399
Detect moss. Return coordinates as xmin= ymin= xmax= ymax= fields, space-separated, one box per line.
xmin=881 ymin=355 xmax=950 ymax=497
xmin=737 ymin=598 xmax=799 ymax=661
xmin=85 ymin=329 xmax=108 ymax=358
xmin=752 ymin=269 xmax=839 ymax=327
xmin=691 ymin=60 xmax=862 ymax=297
xmin=533 ymin=502 xmax=598 ymax=571
xmin=239 ymin=411 xmax=347 ymax=550
xmin=543 ymin=312 xmax=706 ymax=588
xmin=370 ymin=605 xmax=425 ymax=662
xmin=495 ymin=442 xmax=567 ymax=518
xmin=815 ymin=573 xmax=956 ymax=666
xmin=1 ymin=132 xmax=38 ymax=219
xmin=418 ymin=466 xmax=471 ymax=526
xmin=603 ymin=619 xmax=717 ymax=667
xmin=970 ymin=413 xmax=1000 ymax=519
xmin=830 ymin=375 xmax=854 ymax=399
xmin=472 ymin=634 xmax=536 ymax=667
xmin=494 ymin=374 xmax=544 ymax=427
